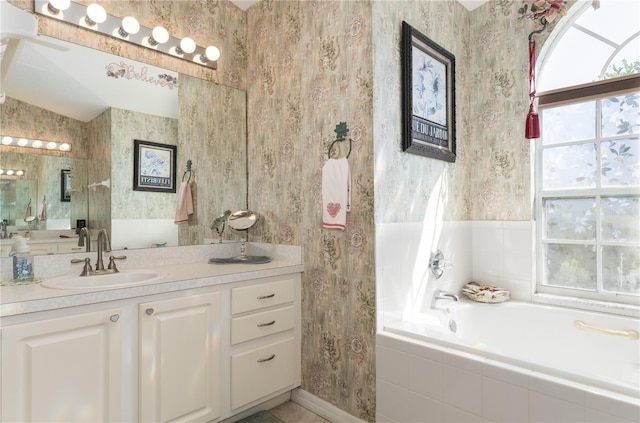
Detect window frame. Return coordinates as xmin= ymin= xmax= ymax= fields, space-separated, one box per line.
xmin=535 ymin=75 xmax=640 ymax=306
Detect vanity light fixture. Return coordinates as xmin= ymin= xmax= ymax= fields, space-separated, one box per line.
xmin=37 ymin=0 xmax=219 ymax=68
xmin=0 ymin=135 xmax=72 ymax=152
xmin=148 ymin=26 xmax=169 ymax=46
xmin=47 ymin=0 xmax=70 ymax=14
xmin=0 ymin=169 xmax=25 ymax=177
xmin=118 ymin=16 xmax=140 ymax=38
xmin=84 ymin=3 xmax=107 ymax=26
xmin=175 ymin=37 xmax=196 ymax=55
xmin=200 ymin=46 xmax=221 ymax=63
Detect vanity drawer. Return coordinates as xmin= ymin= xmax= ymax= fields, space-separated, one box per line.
xmin=231 ymin=337 xmax=295 ymax=410
xmin=231 ymin=306 xmax=294 ymax=345
xmin=231 ymin=278 xmax=295 ymax=315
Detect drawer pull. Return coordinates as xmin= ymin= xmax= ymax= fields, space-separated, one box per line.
xmin=257 ymin=320 xmax=276 ymax=327
xmin=110 ymin=314 xmax=120 ymax=322
xmin=257 ymin=354 xmax=276 ymax=363
xmin=145 ymin=308 xmax=154 ymax=316
xmin=257 ymin=293 xmax=275 ymax=300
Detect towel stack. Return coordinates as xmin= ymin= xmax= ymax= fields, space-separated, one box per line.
xmin=461 ymin=282 xmax=510 ymax=303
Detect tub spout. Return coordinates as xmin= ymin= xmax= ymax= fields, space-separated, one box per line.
xmin=431 ymin=289 xmax=459 ymax=308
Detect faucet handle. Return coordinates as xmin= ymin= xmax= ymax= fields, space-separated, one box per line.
xmin=71 ymin=257 xmax=93 ymax=276
xmin=107 ymin=255 xmax=127 ymax=272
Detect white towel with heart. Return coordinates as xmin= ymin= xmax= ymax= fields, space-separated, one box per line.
xmin=322 ymin=158 xmax=350 ymax=230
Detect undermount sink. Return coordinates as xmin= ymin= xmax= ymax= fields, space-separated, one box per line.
xmin=41 ymin=270 xmax=166 ymax=290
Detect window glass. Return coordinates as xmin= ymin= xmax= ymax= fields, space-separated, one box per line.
xmin=544 ymin=198 xmax=596 ymax=240
xmin=542 ymin=144 xmax=597 ymax=189
xmin=542 ymin=101 xmax=595 ymax=145
xmin=602 ymin=245 xmax=640 ymax=295
xmin=601 ymin=196 xmax=640 ymax=242
xmin=601 ymin=139 xmax=640 ymax=187
xmin=544 ymin=244 xmax=597 ymax=290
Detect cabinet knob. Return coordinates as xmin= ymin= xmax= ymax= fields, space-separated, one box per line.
xmin=145 ymin=308 xmax=154 ymax=316
xmin=257 ymin=293 xmax=275 ymax=300
xmin=110 ymin=314 xmax=120 ymax=322
xmin=257 ymin=354 xmax=276 ymax=363
xmin=257 ymin=320 xmax=276 ymax=327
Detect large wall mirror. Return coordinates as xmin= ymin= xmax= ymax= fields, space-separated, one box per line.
xmin=0 ymin=35 xmax=247 ymax=254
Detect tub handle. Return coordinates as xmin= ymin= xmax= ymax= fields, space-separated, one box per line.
xmin=573 ymin=320 xmax=639 ymax=340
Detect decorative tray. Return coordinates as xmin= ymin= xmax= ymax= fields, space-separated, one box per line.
xmin=461 ymin=281 xmax=510 ymax=303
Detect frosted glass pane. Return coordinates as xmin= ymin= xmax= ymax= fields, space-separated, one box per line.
xmin=601 ymin=196 xmax=640 ymax=243
xmin=601 ymin=139 xmax=640 ymax=187
xmin=602 ymin=94 xmax=640 ymax=138
xmin=542 ymin=102 xmax=595 ymax=145
xmin=602 ymin=245 xmax=640 ymax=295
xmin=544 ymin=244 xmax=596 ymax=290
xmin=544 ymin=198 xmax=596 ymax=240
xmin=542 ymin=144 xmax=597 ymax=189
xmin=576 ymin=0 xmax=640 ymax=46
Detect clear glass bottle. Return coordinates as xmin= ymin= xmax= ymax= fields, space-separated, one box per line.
xmin=11 ymin=236 xmax=34 ymax=281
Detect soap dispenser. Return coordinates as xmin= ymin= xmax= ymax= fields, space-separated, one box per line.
xmin=10 ymin=236 xmax=34 ymax=281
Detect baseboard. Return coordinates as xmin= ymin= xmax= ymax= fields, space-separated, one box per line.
xmin=291 ymin=388 xmax=367 ymax=423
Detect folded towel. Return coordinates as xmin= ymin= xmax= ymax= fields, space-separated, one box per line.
xmin=174 ymin=181 xmax=193 ymax=225
xmin=322 ymin=158 xmax=350 ymax=230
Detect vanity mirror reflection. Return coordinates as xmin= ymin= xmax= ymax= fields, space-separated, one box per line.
xmin=0 ymin=35 xmax=247 ymax=253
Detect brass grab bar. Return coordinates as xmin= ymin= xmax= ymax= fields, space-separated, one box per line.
xmin=573 ymin=320 xmax=639 ymax=340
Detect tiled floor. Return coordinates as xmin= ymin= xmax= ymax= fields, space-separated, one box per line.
xmin=269 ymin=401 xmax=330 ymax=423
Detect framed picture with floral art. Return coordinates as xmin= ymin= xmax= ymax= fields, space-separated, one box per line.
xmin=401 ymin=21 xmax=456 ymax=162
xmin=133 ymin=139 xmax=177 ymax=193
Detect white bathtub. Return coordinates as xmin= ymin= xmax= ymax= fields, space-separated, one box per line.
xmin=378 ymin=300 xmax=640 ymax=422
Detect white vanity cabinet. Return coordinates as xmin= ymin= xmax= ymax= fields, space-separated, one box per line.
xmin=0 ymin=269 xmax=302 ymax=422
xmin=230 ymin=275 xmax=301 ymax=411
xmin=139 ymin=292 xmax=222 ymax=423
xmin=1 ymin=308 xmax=123 ymax=422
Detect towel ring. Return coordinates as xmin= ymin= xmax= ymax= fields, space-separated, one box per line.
xmin=327 ymin=138 xmax=352 ymax=159
xmin=182 ymin=159 xmax=193 ymax=182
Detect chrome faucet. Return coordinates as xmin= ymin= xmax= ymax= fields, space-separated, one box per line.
xmin=431 ymin=289 xmax=460 ymax=308
xmin=78 ymin=227 xmax=91 ymax=252
xmin=96 ymin=229 xmax=111 ymax=271
xmin=0 ymin=221 xmax=7 ymax=239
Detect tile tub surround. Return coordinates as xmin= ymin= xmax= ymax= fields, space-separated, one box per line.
xmin=0 ymin=243 xmax=303 ymax=316
xmin=376 ymin=332 xmax=640 ymax=423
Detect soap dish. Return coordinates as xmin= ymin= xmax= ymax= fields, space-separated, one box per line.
xmin=461 ymin=281 xmax=510 ymax=303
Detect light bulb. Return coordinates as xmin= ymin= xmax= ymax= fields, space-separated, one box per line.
xmin=60 ymin=143 xmax=71 ymax=151
xmin=47 ymin=142 xmax=57 ymax=149
xmin=16 ymin=170 xmax=24 ymax=176
xmin=6 ymin=170 xmax=14 ymax=176
xmin=85 ymin=4 xmax=107 ymax=26
xmin=176 ymin=37 xmax=196 ymax=55
xmin=32 ymin=140 xmax=43 ymax=148
xmin=149 ymin=26 xmax=169 ymax=46
xmin=1 ymin=136 xmax=13 ymax=145
xmin=0 ymin=170 xmax=4 ymax=175
xmin=118 ymin=16 xmax=140 ymax=37
xmin=17 ymin=138 xmax=28 ymax=147
xmin=200 ymin=45 xmax=220 ymax=63
xmin=48 ymin=0 xmax=70 ymax=14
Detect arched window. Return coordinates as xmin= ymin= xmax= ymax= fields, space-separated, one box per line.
xmin=535 ymin=0 xmax=639 ymax=306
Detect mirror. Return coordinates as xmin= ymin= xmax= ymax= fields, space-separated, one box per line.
xmin=0 ymin=35 xmax=247 ymax=252
xmin=227 ymin=210 xmax=259 ymax=231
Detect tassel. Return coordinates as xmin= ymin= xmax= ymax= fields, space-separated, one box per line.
xmin=525 ymin=103 xmax=540 ymax=139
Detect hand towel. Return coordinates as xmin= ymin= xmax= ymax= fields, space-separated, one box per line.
xmin=38 ymin=199 xmax=46 ymax=221
xmin=24 ymin=201 xmax=32 ymax=219
xmin=174 ymin=181 xmax=193 ymax=225
xmin=322 ymin=157 xmax=350 ymax=230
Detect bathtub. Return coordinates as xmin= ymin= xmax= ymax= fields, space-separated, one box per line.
xmin=377 ymin=300 xmax=640 ymax=423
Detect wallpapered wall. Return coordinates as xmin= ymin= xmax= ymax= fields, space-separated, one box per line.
xmin=246 ymin=1 xmax=376 ymax=420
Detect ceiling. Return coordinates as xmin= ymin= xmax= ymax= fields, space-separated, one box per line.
xmin=2 ymin=36 xmax=178 ymax=122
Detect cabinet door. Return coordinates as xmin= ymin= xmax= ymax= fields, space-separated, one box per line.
xmin=139 ymin=292 xmax=221 ymax=423
xmin=1 ymin=308 xmax=122 ymax=422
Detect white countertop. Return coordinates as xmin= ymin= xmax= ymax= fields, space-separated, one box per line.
xmin=0 ymin=243 xmax=304 ymax=317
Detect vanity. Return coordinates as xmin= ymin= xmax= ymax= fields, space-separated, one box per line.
xmin=0 ymin=243 xmax=303 ymax=423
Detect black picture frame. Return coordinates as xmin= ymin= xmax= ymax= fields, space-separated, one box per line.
xmin=133 ymin=140 xmax=177 ymax=193
xmin=61 ymin=169 xmax=71 ymax=202
xmin=401 ymin=21 xmax=456 ymax=162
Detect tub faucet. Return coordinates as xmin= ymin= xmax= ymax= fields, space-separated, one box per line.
xmin=96 ymin=229 xmax=111 ymax=271
xmin=431 ymin=289 xmax=459 ymax=308
xmin=78 ymin=227 xmax=91 ymax=252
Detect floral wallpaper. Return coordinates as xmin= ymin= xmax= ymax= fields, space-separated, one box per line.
xmin=246 ymin=1 xmax=376 ymax=420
